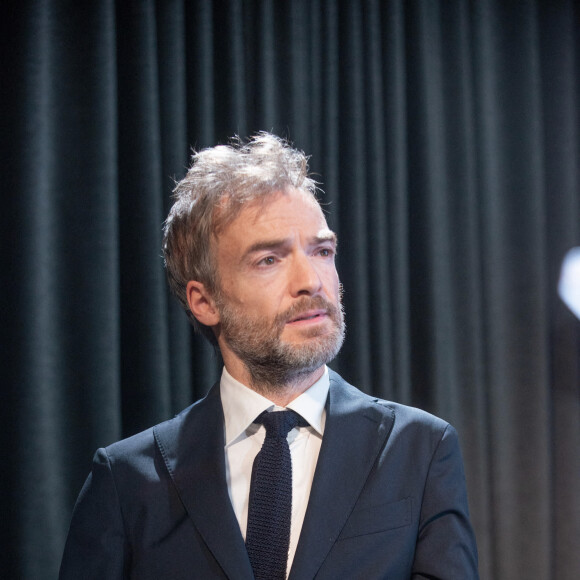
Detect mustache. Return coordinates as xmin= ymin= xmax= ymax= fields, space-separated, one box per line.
xmin=275 ymin=294 xmax=343 ymax=328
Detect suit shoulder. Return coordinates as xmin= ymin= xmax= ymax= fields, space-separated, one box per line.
xmin=328 ymin=368 xmax=451 ymax=434
xmin=379 ymin=400 xmax=454 ymax=444
xmin=101 ymin=392 xmax=209 ymax=461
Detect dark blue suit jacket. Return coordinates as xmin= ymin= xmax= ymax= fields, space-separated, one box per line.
xmin=60 ymin=370 xmax=478 ymax=579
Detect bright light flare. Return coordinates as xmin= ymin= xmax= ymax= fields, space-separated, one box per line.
xmin=559 ymin=247 xmax=580 ymax=319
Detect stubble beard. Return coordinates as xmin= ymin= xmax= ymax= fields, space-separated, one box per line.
xmin=216 ymin=292 xmax=345 ymax=393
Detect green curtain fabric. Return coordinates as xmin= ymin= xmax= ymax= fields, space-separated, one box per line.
xmin=2 ymin=1 xmax=579 ymax=578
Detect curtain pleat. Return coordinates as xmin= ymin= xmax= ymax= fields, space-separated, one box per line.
xmin=116 ymin=0 xmax=172 ymax=435
xmin=2 ymin=1 xmax=579 ymax=578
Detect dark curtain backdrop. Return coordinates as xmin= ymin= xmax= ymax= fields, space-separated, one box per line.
xmin=2 ymin=1 xmax=579 ymax=578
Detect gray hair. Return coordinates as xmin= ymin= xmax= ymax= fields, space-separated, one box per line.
xmin=162 ymin=132 xmax=318 ymax=344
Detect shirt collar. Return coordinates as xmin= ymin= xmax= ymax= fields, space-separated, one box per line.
xmin=220 ymin=366 xmax=329 ymax=447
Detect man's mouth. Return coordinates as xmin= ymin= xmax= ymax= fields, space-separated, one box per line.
xmin=287 ymin=310 xmax=327 ymax=324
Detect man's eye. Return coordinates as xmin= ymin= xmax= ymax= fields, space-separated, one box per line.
xmin=319 ymin=248 xmax=333 ymax=257
xmin=260 ymin=256 xmax=276 ymax=266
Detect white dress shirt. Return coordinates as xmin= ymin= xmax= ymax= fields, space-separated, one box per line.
xmin=220 ymin=366 xmax=329 ymax=577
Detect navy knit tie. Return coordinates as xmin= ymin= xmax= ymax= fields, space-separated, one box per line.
xmin=245 ymin=410 xmax=308 ymax=580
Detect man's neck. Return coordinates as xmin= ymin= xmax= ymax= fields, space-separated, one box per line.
xmin=223 ymin=358 xmax=325 ymax=407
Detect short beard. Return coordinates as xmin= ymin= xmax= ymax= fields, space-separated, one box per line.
xmin=217 ymin=292 xmax=345 ymax=393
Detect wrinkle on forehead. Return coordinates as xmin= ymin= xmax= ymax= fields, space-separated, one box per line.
xmin=213 ymin=187 xmax=323 ymax=235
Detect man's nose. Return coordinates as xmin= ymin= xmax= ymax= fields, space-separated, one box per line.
xmin=289 ymin=253 xmax=323 ymax=296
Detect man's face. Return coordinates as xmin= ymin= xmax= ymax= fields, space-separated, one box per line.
xmin=212 ymin=188 xmax=344 ymax=388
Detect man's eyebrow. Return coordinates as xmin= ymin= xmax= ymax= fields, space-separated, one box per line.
xmin=314 ymin=229 xmax=338 ymax=245
xmin=242 ymin=230 xmax=337 ymax=260
xmin=243 ymin=238 xmax=291 ymax=257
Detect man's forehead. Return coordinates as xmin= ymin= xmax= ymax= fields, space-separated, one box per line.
xmin=220 ymin=188 xmax=326 ymax=227
xmin=249 ymin=187 xmax=321 ymax=214
xmin=212 ymin=190 xmax=337 ymax=254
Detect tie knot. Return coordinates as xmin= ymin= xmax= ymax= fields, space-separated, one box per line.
xmin=255 ymin=410 xmax=308 ymax=439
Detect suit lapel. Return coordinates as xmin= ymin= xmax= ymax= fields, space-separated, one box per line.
xmin=289 ymin=371 xmax=395 ymax=580
xmin=153 ymin=384 xmax=254 ymax=580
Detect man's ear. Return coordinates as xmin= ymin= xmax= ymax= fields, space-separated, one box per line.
xmin=186 ymin=281 xmax=220 ymax=327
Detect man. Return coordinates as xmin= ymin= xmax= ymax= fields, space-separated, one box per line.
xmin=60 ymin=133 xmax=479 ymax=579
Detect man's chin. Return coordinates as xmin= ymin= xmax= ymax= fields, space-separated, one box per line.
xmin=279 ymin=330 xmax=343 ymax=364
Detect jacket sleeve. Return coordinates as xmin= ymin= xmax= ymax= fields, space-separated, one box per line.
xmin=59 ymin=448 xmax=129 ymax=579
xmin=412 ymin=424 xmax=479 ymax=579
